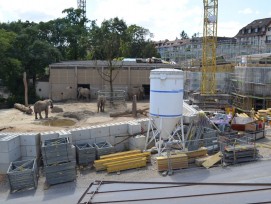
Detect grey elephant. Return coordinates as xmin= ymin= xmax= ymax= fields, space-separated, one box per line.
xmin=97 ymin=95 xmax=106 ymax=113
xmin=33 ymin=99 xmax=53 ymax=119
xmin=77 ymin=87 xmax=91 ymax=100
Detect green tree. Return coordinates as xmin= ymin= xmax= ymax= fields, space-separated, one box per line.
xmin=0 ymin=29 xmax=23 ymax=101
xmin=122 ymin=24 xmax=157 ymax=58
xmin=88 ymin=17 xmax=127 ymax=92
xmin=62 ymin=8 xmax=89 ymax=60
xmin=180 ymin=30 xmax=189 ymax=40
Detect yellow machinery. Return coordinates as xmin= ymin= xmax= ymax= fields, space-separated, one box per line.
xmin=201 ymin=0 xmax=218 ymax=94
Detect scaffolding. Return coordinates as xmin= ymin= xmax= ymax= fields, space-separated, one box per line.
xmin=230 ymin=54 xmax=271 ymax=112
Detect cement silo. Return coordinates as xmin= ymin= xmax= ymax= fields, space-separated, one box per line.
xmin=145 ymin=68 xmax=184 ymax=155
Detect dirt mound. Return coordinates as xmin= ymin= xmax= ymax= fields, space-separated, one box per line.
xmin=62 ymin=110 xmax=95 ymax=120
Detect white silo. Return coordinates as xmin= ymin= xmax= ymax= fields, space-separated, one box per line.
xmin=145 ymin=68 xmax=185 ymax=155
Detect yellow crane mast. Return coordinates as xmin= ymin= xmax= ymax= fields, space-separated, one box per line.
xmin=201 ymin=0 xmax=218 ymax=94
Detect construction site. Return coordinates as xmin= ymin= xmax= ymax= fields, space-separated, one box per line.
xmin=1 ymin=0 xmax=271 ymax=204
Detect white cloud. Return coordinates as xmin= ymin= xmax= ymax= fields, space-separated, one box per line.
xmin=90 ymin=0 xmax=203 ymax=41
xmin=218 ymin=21 xmax=242 ymax=37
xmin=0 ymin=0 xmax=76 ymax=22
xmin=238 ymin=8 xmax=253 ymax=15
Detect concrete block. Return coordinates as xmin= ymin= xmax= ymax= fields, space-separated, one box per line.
xmin=0 ymin=146 xmax=21 ymax=163
xmin=129 ymin=135 xmax=146 ymax=151
xmin=90 ymin=125 xmax=110 ymax=138
xmin=128 ymin=122 xmax=142 ymax=135
xmin=20 ymin=146 xmax=27 ymax=157
xmin=0 ymin=135 xmax=20 ymax=153
xmin=20 ymin=133 xmax=40 ymax=146
xmin=136 ymin=119 xmax=150 ymax=133
xmin=114 ymin=136 xmax=129 ymax=152
xmin=109 ymin=123 xmax=128 ymax=136
xmin=26 ymin=145 xmax=40 ymax=157
xmin=70 ymin=128 xmax=91 ymax=141
xmin=0 ymin=133 xmax=9 ymax=139
xmin=40 ymin=131 xmax=59 ymax=143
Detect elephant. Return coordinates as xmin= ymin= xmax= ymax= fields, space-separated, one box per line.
xmin=33 ymin=99 xmax=53 ymax=119
xmin=77 ymin=87 xmax=91 ymax=100
xmin=128 ymin=86 xmax=145 ymax=101
xmin=97 ymin=95 xmax=106 ymax=113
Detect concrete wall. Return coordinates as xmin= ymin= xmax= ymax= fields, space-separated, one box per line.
xmin=0 ymin=118 xmax=149 ymax=174
xmin=36 ymin=82 xmax=50 ymax=99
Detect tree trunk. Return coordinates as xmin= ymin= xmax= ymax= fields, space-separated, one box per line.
xmin=23 ymin=72 xmax=28 ymax=106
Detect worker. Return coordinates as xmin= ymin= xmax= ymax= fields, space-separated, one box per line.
xmin=250 ymin=108 xmax=255 ymax=119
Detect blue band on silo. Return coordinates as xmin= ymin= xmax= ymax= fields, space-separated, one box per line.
xmin=150 ymin=89 xmax=183 ymax=93
xmin=150 ymin=113 xmax=182 ymax=117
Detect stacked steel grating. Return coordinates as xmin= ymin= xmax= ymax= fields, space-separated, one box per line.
xmin=44 ymin=161 xmax=76 ymax=185
xmin=223 ymin=144 xmax=258 ymax=164
xmin=41 ymin=137 xmax=74 ymax=165
xmin=76 ymin=143 xmax=96 ymax=165
xmin=42 ymin=137 xmax=76 ymax=185
xmin=7 ymin=159 xmax=38 ymax=193
xmin=94 ymin=141 xmax=114 ymax=159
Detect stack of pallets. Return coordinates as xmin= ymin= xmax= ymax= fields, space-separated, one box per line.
xmin=94 ymin=150 xmax=150 ymax=173
xmin=76 ymin=143 xmax=96 ymax=166
xmin=7 ymin=159 xmax=38 ymax=193
xmin=223 ymin=144 xmax=258 ymax=164
xmin=94 ymin=141 xmax=115 ymax=159
xmin=156 ymin=154 xmax=188 ymax=172
xmin=42 ymin=138 xmax=76 ymax=185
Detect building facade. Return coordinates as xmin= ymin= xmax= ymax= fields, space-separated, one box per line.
xmin=49 ymin=60 xmax=179 ymax=101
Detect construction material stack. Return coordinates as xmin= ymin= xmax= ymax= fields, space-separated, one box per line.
xmin=42 ymin=138 xmax=76 ymax=185
xmin=94 ymin=150 xmax=150 ymax=173
xmin=76 ymin=143 xmax=96 ymax=166
xmin=223 ymin=144 xmax=258 ymax=164
xmin=94 ymin=141 xmax=114 ymax=159
xmin=156 ymin=154 xmax=188 ymax=171
xmin=7 ymin=159 xmax=38 ymax=193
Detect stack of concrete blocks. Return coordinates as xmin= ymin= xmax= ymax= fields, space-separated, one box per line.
xmin=0 ymin=134 xmax=21 ymax=174
xmin=42 ymin=137 xmax=76 ymax=185
xmin=7 ymin=159 xmax=38 ymax=193
xmin=19 ymin=133 xmax=40 ymax=163
xmin=76 ymin=143 xmax=96 ymax=165
xmin=108 ymin=122 xmax=129 ymax=152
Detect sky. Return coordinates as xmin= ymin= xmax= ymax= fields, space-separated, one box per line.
xmin=0 ymin=0 xmax=271 ymax=41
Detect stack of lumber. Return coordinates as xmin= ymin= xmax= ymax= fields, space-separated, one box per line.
xmin=256 ymin=109 xmax=269 ymax=121
xmin=195 ymin=155 xmax=212 ymax=167
xmin=156 ymin=154 xmax=188 ymax=172
xmin=185 ymin=147 xmax=208 ymax=159
xmin=236 ymin=113 xmax=249 ymax=118
xmin=223 ymin=144 xmax=258 ymax=164
xmin=94 ymin=150 xmax=150 ymax=173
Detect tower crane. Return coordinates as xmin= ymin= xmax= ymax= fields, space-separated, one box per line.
xmin=201 ymin=0 xmax=218 ymax=94
xmin=77 ymin=0 xmax=86 ymax=19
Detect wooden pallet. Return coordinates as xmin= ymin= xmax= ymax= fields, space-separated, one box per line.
xmin=156 ymin=154 xmax=188 ymax=172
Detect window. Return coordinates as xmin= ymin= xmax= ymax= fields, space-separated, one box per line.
xmin=268 ymin=27 xmax=271 ymax=31
xmin=255 ymin=28 xmax=258 ymax=33
xmin=248 ymin=29 xmax=251 ymax=34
